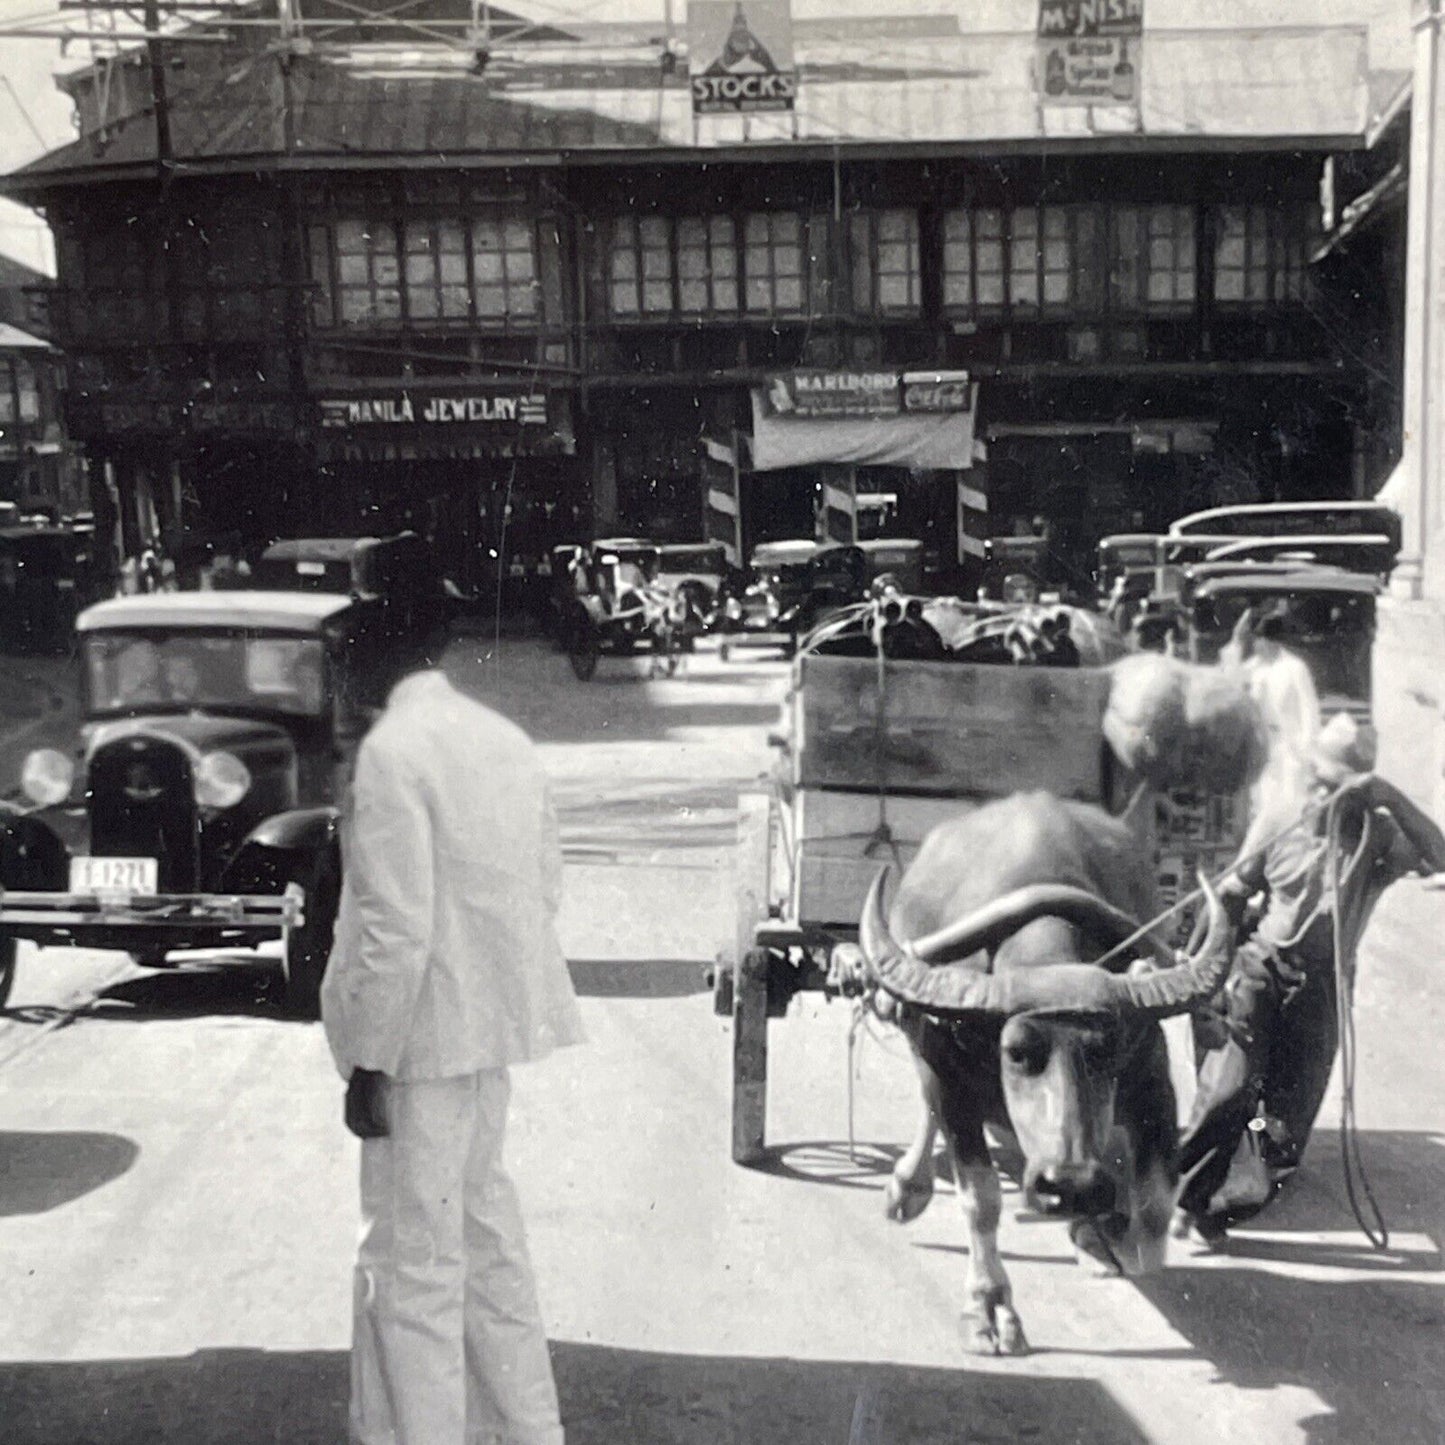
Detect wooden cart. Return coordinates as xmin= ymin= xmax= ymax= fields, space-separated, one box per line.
xmin=715 ymin=649 xmax=1246 ymax=1165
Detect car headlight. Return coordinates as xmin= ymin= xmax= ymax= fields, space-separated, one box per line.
xmin=194 ymin=751 xmax=251 ymax=810
xmin=20 ymin=748 xmax=74 ymax=808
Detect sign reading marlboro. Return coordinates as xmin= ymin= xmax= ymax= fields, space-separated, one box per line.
xmin=689 ymin=0 xmax=797 ymax=115
xmin=1036 ymin=0 xmax=1142 ymax=107
xmin=318 ymin=392 xmax=549 ymax=428
xmin=761 ymin=369 xmax=971 ymax=419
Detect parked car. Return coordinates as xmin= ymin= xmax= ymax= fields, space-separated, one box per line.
xmin=1185 ymin=567 xmax=1380 ymax=720
xmin=0 ymin=589 xmax=408 ymax=1014
xmin=715 ymin=539 xmax=870 ymax=658
xmin=252 ymin=532 xmax=448 ymax=598
xmin=0 ymin=518 xmax=98 ymax=654
xmin=655 ymin=542 xmax=730 ymax=640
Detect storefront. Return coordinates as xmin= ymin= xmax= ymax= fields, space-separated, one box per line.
xmin=697 ymin=367 xmax=983 ymax=585
xmin=311 ymin=385 xmax=582 ymax=603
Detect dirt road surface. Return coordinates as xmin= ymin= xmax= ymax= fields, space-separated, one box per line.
xmin=0 ymin=638 xmax=1440 ymax=1443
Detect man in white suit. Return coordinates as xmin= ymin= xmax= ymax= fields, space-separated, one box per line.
xmin=321 ymin=599 xmax=585 ymax=1445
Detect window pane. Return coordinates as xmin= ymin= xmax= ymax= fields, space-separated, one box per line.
xmin=510 ymin=284 xmax=538 ymax=315
xmin=439 ymin=253 xmax=467 ymax=285
xmin=746 ymin=277 xmax=772 ymax=310
xmin=610 ymin=281 xmax=638 ymax=314
xmin=405 ymin=253 xmax=434 ymax=284
xmin=1216 ymin=270 xmax=1244 ymax=301
xmin=472 ymin=218 xmax=501 ymax=251
xmin=441 ymin=284 xmax=470 ymax=316
xmin=641 ymin=248 xmax=672 ymax=280
xmin=503 ymin=219 xmax=530 ymax=250
xmin=337 ymin=255 xmax=368 ymax=286
xmin=1043 ymin=272 xmax=1069 ymax=305
xmin=1013 ymin=271 xmax=1039 ymax=307
xmin=714 ymin=279 xmax=739 ymax=311
xmin=943 ymin=277 xmax=971 ymax=307
xmin=335 ymin=220 xmax=369 ymax=253
xmin=879 ymin=276 xmax=911 ymax=308
xmin=679 ymin=280 xmax=708 ymax=311
xmin=775 ymin=278 xmax=803 ymax=310
xmin=978 ymin=210 xmax=1003 ymax=239
xmin=475 ymin=252 xmax=504 ymax=282
xmin=373 ymin=254 xmax=399 ymax=287
xmin=408 ymin=287 xmax=440 ymax=319
xmin=642 ymin=282 xmax=672 ymax=312
xmin=640 ymin=217 xmax=669 ymax=246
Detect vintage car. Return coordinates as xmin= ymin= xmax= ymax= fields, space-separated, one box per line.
xmin=0 ymin=518 xmax=99 ymax=654
xmin=1185 ymin=566 xmax=1380 ymax=720
xmin=715 ymin=540 xmax=869 ymax=659
xmin=251 ymin=532 xmax=451 ymax=599
xmin=654 ymin=541 xmax=729 ymax=638
xmin=0 ymin=590 xmax=390 ymax=1014
xmin=557 ymin=539 xmax=688 ymax=680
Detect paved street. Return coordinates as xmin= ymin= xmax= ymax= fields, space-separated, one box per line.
xmin=1 ymin=638 xmax=1442 ymax=1443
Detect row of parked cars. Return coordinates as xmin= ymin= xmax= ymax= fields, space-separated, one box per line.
xmin=548 ymin=534 xmax=927 ymax=675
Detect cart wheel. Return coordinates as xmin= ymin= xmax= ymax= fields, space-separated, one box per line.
xmin=0 ymin=936 xmax=15 ymax=1009
xmin=730 ymin=792 xmax=773 ymax=1165
xmin=733 ymin=946 xmax=773 ymax=1165
xmin=567 ymin=611 xmax=600 ymax=681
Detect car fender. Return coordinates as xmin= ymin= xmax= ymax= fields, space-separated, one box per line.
xmin=0 ymin=802 xmax=70 ymax=891
xmin=221 ymin=807 xmax=340 ymax=895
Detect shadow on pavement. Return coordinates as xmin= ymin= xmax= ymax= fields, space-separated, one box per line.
xmin=1135 ymin=1129 xmax=1445 ymax=1445
xmin=84 ymin=959 xmax=291 ymax=1022
xmin=0 ymin=1342 xmax=1152 ymax=1445
xmin=566 ymin=958 xmax=709 ymax=999
xmin=0 ymin=1131 xmax=138 ymax=1217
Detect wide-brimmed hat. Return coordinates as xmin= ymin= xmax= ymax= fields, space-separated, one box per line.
xmin=1311 ymin=712 xmax=1378 ymax=784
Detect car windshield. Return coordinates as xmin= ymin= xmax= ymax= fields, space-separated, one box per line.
xmin=85 ymin=630 xmax=326 ymax=716
xmin=659 ymin=547 xmax=724 ymax=573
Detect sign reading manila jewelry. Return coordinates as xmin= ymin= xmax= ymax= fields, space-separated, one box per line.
xmin=318 ymin=392 xmax=549 ymax=428
xmin=761 ymin=370 xmax=972 ymax=419
xmin=1036 ymin=0 xmax=1142 ymax=107
xmin=688 ymin=0 xmax=797 ymax=115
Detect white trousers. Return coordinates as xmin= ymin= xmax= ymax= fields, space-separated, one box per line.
xmin=351 ymin=1069 xmax=564 ymax=1445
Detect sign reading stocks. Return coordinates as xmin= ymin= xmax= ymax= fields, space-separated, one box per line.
xmin=688 ymin=0 xmax=797 ymax=115
xmin=1036 ymin=0 xmax=1143 ymax=107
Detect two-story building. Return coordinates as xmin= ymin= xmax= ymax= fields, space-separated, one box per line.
xmin=0 ymin=6 xmax=1410 ymax=596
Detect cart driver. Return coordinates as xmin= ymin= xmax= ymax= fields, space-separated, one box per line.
xmin=1173 ymin=713 xmax=1445 ymax=1247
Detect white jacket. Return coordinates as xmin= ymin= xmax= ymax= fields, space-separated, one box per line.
xmin=321 ymin=670 xmax=584 ymax=1080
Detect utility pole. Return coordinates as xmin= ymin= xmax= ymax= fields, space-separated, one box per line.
xmin=142 ymin=0 xmax=172 ymax=169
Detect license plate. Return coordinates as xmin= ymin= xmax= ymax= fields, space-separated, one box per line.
xmin=70 ymin=856 xmax=159 ymax=895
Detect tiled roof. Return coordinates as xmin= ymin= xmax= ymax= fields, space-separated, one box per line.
xmin=9 ymin=23 xmax=1387 ymax=186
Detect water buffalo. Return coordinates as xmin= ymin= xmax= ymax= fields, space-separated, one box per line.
xmin=859 ymin=791 xmax=1231 ymax=1355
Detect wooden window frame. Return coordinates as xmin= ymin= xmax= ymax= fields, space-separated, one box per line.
xmin=847 ymin=207 xmax=921 ymax=317
xmin=1212 ymin=204 xmax=1306 ymax=307
xmin=311 ymin=204 xmax=544 ymax=332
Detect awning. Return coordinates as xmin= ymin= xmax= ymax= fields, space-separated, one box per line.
xmin=749 ymin=390 xmax=978 ymax=471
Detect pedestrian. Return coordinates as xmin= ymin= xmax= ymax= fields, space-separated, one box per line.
xmin=320 ymin=589 xmax=585 ymax=1445
xmin=1173 ymin=712 xmax=1445 ymax=1247
xmin=1237 ymin=602 xmax=1321 ymax=815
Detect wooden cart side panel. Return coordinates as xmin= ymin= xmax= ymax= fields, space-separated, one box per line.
xmin=792 ymin=656 xmax=1113 ymax=800
xmin=791 ymin=790 xmax=981 ymax=930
